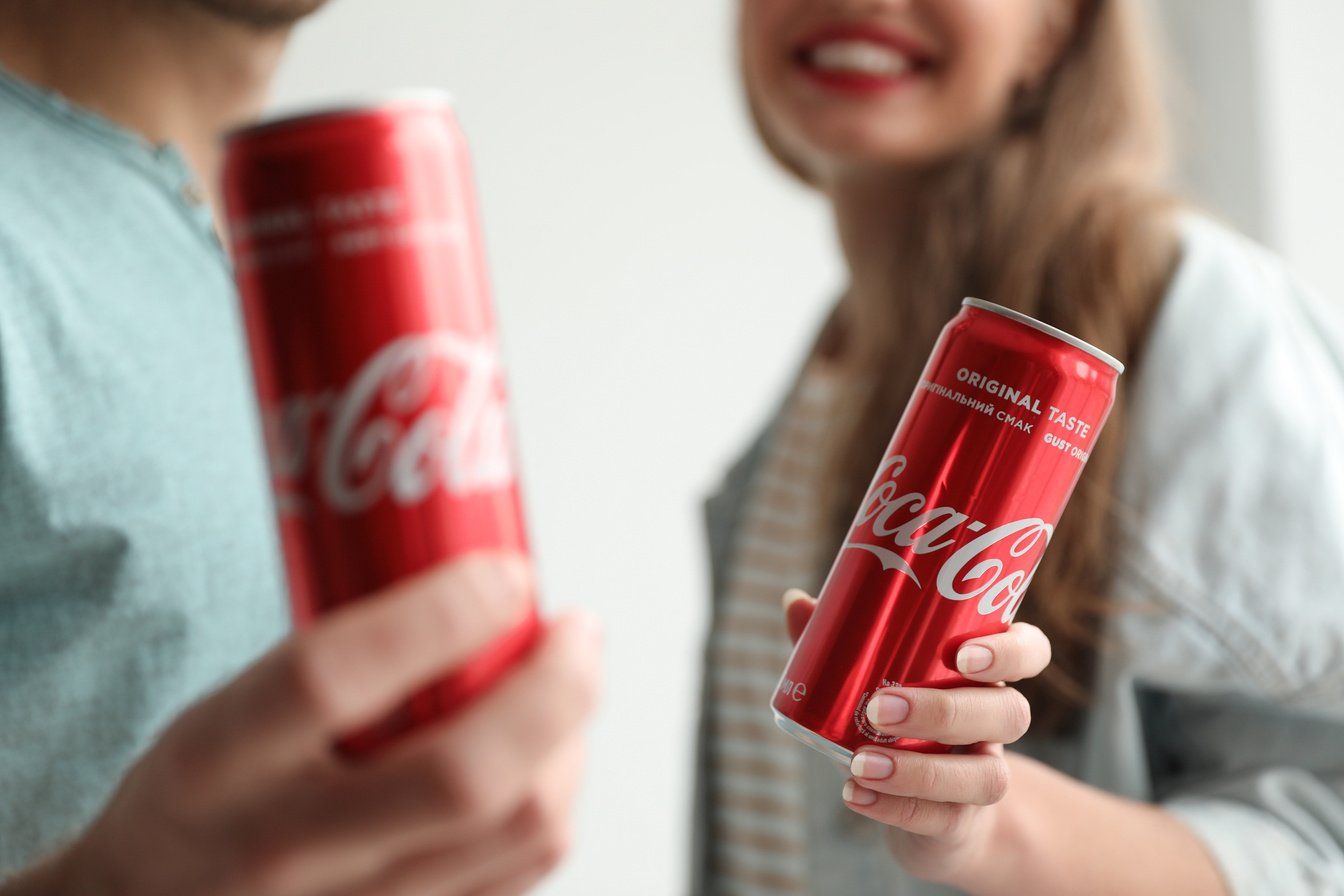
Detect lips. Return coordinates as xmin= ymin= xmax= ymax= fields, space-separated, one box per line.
xmin=794 ymin=22 xmax=932 ymax=93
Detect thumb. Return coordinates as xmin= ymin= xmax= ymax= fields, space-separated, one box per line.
xmin=782 ymin=589 xmax=817 ymax=644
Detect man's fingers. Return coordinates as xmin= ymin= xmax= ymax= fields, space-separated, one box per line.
xmin=203 ymin=620 xmax=594 ymax=896
xmin=288 ymin=554 xmax=536 ymax=735
xmin=782 ymin=589 xmax=816 ymax=644
xmin=167 ymin=553 xmax=534 ymax=799
xmin=326 ymin=794 xmax=568 ymax=896
xmin=953 ymin=622 xmax=1052 ymax=683
xmin=465 ymin=862 xmax=554 ymax=896
xmin=366 ymin=611 xmax=601 ymax=837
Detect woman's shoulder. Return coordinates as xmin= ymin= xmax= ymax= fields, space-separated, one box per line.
xmin=1124 ymin=212 xmax=1344 ymax=501
xmin=1130 ymin=210 xmax=1344 ymax=464
xmin=1159 ymin=212 xmax=1344 ymax=349
xmin=1111 ymin=211 xmax=1344 ymax=703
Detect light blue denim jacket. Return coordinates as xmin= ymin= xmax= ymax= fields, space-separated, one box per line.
xmin=693 ymin=215 xmax=1344 ymax=895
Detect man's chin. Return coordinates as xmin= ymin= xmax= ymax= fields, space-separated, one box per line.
xmin=188 ymin=0 xmax=329 ymax=29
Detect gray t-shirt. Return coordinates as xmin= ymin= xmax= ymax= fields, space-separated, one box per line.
xmin=0 ymin=67 xmax=289 ymax=869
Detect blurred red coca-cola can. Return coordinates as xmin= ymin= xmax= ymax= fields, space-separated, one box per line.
xmin=773 ymin=298 xmax=1122 ymax=760
xmin=223 ymin=92 xmax=537 ymax=755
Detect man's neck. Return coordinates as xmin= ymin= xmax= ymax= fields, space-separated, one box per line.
xmin=0 ymin=0 xmax=290 ymax=198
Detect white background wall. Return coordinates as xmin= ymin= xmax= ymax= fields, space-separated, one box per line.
xmin=1254 ymin=1 xmax=1344 ymax=300
xmin=268 ymin=3 xmax=1344 ymax=894
xmin=270 ymin=3 xmax=841 ymax=894
xmin=1154 ymin=0 xmax=1344 ymax=299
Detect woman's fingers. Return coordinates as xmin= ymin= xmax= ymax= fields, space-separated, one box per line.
xmin=954 ymin=622 xmax=1051 ymax=684
xmin=782 ymin=589 xmax=816 ymax=644
xmin=864 ymin=685 xmax=1031 ymax=746
xmin=783 ymin=599 xmax=1050 ymax=683
xmin=848 ymin=746 xmax=1009 ymax=806
xmin=840 ymin=783 xmax=981 ymax=840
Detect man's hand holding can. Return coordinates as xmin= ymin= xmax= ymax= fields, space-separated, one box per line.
xmin=11 ymin=554 xmax=599 ymax=896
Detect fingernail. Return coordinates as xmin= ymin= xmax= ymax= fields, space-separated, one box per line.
xmin=842 ymin=780 xmax=877 ymax=806
xmin=850 ymin=751 xmax=894 ymax=780
xmin=781 ymin=588 xmax=810 ymax=610
xmin=866 ymin=693 xmax=909 ymax=727
xmin=957 ymin=644 xmax=993 ymax=675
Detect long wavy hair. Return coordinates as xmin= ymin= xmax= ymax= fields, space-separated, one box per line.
xmin=746 ymin=0 xmax=1181 ymax=732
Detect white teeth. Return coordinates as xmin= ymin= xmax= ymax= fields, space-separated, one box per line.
xmin=809 ymin=40 xmax=910 ymax=76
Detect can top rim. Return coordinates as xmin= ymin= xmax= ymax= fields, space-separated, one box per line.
xmin=962 ymin=298 xmax=1124 ymax=374
xmin=226 ymin=88 xmax=455 ymax=142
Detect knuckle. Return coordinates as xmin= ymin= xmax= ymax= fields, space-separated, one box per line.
xmin=425 ymin=749 xmax=502 ymax=820
xmin=535 ymin=820 xmax=573 ymax=871
xmin=534 ymin=641 xmax=600 ymax=729
xmin=940 ymin=804 xmax=974 ymax=839
xmin=892 ymin=797 xmax=927 ymax=831
xmin=981 ymin=758 xmax=1011 ymax=804
xmin=1001 ymin=690 xmax=1032 ymax=742
xmin=563 ymin=654 xmax=601 ymax=720
xmin=995 ymin=639 xmax=1021 ymax=673
xmin=912 ymin=757 xmax=943 ymax=798
xmin=1035 ymin=629 xmax=1053 ymax=667
xmin=509 ymin=793 xmax=571 ymax=872
xmin=450 ymin=554 xmax=529 ymax=628
xmin=925 ymin=692 xmax=959 ymax=731
xmin=419 ymin=572 xmax=468 ymax=635
xmin=1010 ymin=628 xmax=1053 ymax=663
xmin=511 ymin=794 xmax=548 ymax=833
xmin=237 ymin=834 xmax=303 ymax=896
xmin=286 ymin=640 xmax=343 ymax=729
xmin=154 ymin=713 xmax=214 ymax=798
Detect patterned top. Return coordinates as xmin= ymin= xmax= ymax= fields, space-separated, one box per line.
xmin=705 ymin=365 xmax=845 ymax=894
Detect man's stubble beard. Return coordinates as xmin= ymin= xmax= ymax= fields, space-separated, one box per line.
xmin=181 ymin=0 xmax=329 ymax=29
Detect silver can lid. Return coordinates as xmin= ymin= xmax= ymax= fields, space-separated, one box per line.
xmin=227 ymin=88 xmax=455 ymax=142
xmin=962 ymin=297 xmax=1124 ymax=374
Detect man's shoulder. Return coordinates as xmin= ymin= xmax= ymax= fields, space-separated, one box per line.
xmin=0 ymin=110 xmax=85 ymax=294
xmin=0 ymin=194 xmax=62 ymax=314
xmin=0 ymin=84 xmax=82 ymax=195
xmin=0 ymin=218 xmax=40 ymax=299
xmin=0 ymin=79 xmax=165 ymax=252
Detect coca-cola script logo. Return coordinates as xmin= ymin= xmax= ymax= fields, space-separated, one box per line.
xmin=265 ymin=331 xmax=513 ymax=515
xmin=843 ymin=454 xmax=1052 ymax=623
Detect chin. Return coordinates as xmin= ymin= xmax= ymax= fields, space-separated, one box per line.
xmin=789 ymin=122 xmax=949 ymax=174
xmin=189 ymin=0 xmax=329 ymax=28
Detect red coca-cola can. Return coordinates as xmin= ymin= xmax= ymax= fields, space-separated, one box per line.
xmin=773 ymin=298 xmax=1121 ymax=760
xmin=223 ymin=92 xmax=537 ymax=754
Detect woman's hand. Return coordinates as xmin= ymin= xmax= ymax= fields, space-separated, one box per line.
xmin=783 ymin=589 xmax=1050 ymax=887
xmin=14 ymin=554 xmax=600 ymax=896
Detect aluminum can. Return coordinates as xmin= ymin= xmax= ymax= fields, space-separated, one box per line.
xmin=772 ymin=298 xmax=1121 ymax=761
xmin=223 ymin=93 xmax=536 ymax=754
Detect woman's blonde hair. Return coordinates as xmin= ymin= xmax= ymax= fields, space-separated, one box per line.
xmin=748 ymin=0 xmax=1180 ymax=731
